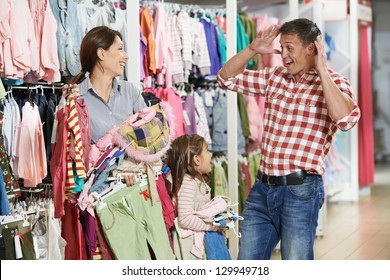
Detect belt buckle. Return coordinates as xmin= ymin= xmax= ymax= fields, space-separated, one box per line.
xmin=267 ymin=176 xmax=275 ymax=186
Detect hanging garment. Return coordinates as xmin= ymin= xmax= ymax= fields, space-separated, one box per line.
xmin=61 ymin=195 xmax=87 ymax=260
xmin=15 ymin=102 xmax=47 ymax=187
xmin=0 ymin=111 xmax=20 ymax=200
xmin=152 ymin=87 xmax=186 ymax=138
xmin=94 ymin=212 xmax=115 ymax=260
xmin=49 ymin=0 xmax=82 ymax=76
xmin=79 ymin=209 xmax=97 ymax=260
xmin=0 ymin=168 xmax=9 ymax=215
xmin=181 ymin=93 xmax=197 ymax=135
xmin=140 ymin=7 xmax=156 ymax=77
xmin=239 ymin=12 xmax=258 ymax=69
xmin=194 ymin=91 xmax=212 ymax=147
xmin=65 ymin=96 xmax=86 ymax=193
xmin=358 ymin=26 xmax=375 ymax=186
xmin=200 ymin=18 xmax=222 ymax=75
xmin=96 ymin=102 xmax=175 ymax=163
xmin=153 ymin=5 xmax=173 ymax=87
xmin=50 ymin=100 xmax=69 ymax=218
xmin=95 ymin=182 xmax=175 ymax=260
xmin=191 ymin=17 xmax=211 ymax=76
xmin=0 ymin=80 xmax=6 ymax=99
xmin=204 ymin=231 xmax=231 ymax=260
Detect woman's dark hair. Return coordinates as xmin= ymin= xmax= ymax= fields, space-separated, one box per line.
xmin=166 ymin=134 xmax=209 ymax=198
xmin=280 ymin=18 xmax=322 ymax=47
xmin=71 ymin=26 xmax=122 ymax=84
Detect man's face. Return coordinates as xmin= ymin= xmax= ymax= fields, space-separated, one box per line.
xmin=279 ymin=34 xmax=314 ymax=77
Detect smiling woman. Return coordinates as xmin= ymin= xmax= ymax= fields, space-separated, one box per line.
xmin=64 ymin=26 xmax=147 ymax=187
xmin=67 ymin=26 xmax=147 ymax=143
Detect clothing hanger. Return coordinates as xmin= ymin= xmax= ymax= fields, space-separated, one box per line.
xmin=92 ymin=171 xmax=149 ymax=209
xmin=92 ymin=174 xmax=127 ymax=209
xmin=0 ymin=214 xmax=24 ymax=227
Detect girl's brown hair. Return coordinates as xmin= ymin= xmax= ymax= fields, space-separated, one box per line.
xmin=71 ymin=26 xmax=122 ymax=84
xmin=166 ymin=134 xmax=209 ymax=198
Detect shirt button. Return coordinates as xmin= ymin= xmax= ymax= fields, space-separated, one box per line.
xmin=109 ymin=112 xmax=112 ymax=115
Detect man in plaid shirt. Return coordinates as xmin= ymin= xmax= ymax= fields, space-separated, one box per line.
xmin=217 ymin=18 xmax=360 ymax=260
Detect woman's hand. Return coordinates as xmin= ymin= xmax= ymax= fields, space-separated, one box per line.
xmin=62 ymin=84 xmax=80 ymax=98
xmin=123 ymin=174 xmax=136 ymax=186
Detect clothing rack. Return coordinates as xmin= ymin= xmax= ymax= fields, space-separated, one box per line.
xmin=163 ymin=2 xmax=225 ymax=12
xmin=0 ymin=204 xmax=48 ymax=226
xmin=9 ymin=85 xmax=41 ymax=91
xmin=6 ymin=83 xmax=63 ymax=98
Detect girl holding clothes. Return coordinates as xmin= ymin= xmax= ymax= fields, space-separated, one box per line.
xmin=166 ymin=134 xmax=231 ymax=260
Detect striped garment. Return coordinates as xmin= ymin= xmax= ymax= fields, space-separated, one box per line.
xmin=65 ymin=96 xmax=86 ymax=193
xmin=217 ymin=66 xmax=361 ymax=176
xmin=176 ymin=175 xmax=215 ymax=232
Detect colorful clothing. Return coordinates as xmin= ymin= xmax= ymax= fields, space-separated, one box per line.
xmin=218 ymin=66 xmax=361 ymax=175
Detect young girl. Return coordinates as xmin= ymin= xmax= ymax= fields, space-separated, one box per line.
xmin=166 ymin=134 xmax=230 ymax=260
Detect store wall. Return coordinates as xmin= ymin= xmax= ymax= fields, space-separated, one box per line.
xmin=372 ymin=0 xmax=390 ymax=162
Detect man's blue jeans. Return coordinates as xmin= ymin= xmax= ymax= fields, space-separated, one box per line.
xmin=238 ymin=174 xmax=325 ymax=260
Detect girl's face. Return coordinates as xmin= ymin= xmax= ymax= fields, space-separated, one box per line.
xmin=101 ymin=35 xmax=128 ymax=77
xmin=194 ymin=143 xmax=212 ymax=175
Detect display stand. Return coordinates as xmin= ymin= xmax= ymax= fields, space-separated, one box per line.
xmin=325 ymin=0 xmax=359 ymax=203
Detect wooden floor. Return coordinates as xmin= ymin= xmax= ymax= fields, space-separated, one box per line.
xmin=272 ymin=163 xmax=390 ymax=260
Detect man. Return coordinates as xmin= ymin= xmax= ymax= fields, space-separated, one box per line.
xmin=217 ymin=18 xmax=360 ymax=260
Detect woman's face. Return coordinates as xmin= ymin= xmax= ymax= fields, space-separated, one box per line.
xmin=101 ymin=35 xmax=128 ymax=77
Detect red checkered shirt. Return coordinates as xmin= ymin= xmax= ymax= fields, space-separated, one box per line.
xmin=217 ymin=66 xmax=360 ymax=175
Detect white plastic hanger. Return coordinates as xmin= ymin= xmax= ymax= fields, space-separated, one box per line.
xmin=92 ymin=174 xmax=127 ymax=209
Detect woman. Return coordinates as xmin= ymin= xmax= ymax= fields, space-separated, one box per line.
xmin=64 ymin=26 xmax=147 ymax=186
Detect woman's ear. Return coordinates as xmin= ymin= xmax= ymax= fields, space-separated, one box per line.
xmin=97 ymin=48 xmax=105 ymax=60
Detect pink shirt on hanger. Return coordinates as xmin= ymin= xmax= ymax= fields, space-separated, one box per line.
xmin=16 ymin=103 xmax=47 ymax=187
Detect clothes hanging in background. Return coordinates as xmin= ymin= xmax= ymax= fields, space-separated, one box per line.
xmin=140 ymin=6 xmax=157 ymax=87
xmin=200 ymin=18 xmax=222 ymax=75
xmin=239 ymin=12 xmax=258 ymax=69
xmin=1 ymin=199 xmax=66 ymax=260
xmin=0 ymin=111 xmax=20 ymax=200
xmin=0 ymin=169 xmax=10 ymax=215
xmin=358 ymin=26 xmax=375 ymax=186
xmin=16 ymin=102 xmax=47 ymax=187
xmin=325 ymin=32 xmax=336 ymax=61
xmin=0 ymin=80 xmax=6 ymax=99
xmin=1 ymin=0 xmax=60 ymax=83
